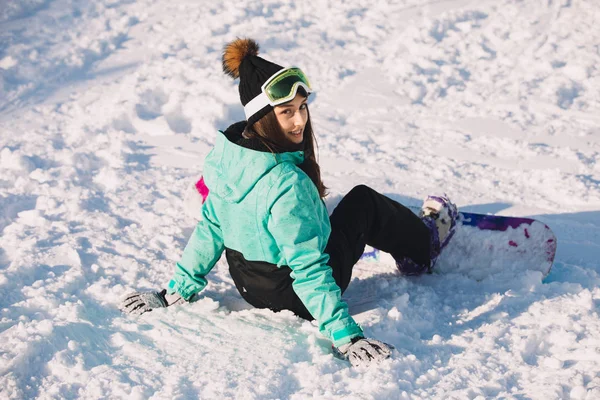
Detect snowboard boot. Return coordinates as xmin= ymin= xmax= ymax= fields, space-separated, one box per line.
xmin=420 ymin=194 xmax=459 ymax=264
xmin=395 ymin=194 xmax=458 ymax=275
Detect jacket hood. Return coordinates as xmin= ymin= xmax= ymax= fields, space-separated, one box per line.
xmin=203 ymin=122 xmax=305 ymax=203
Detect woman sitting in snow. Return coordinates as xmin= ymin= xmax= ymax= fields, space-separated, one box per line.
xmin=120 ymin=38 xmax=458 ymax=367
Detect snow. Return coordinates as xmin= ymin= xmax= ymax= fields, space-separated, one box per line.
xmin=1 ymin=0 xmax=600 ymax=398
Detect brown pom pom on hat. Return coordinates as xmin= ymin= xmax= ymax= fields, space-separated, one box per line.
xmin=222 ymin=38 xmax=283 ymax=126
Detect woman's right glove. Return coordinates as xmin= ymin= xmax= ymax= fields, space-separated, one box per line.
xmin=334 ymin=337 xmax=393 ymax=367
xmin=120 ymin=289 xmax=185 ymax=315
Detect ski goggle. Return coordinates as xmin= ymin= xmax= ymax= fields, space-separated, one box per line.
xmin=244 ymin=67 xmax=313 ymax=120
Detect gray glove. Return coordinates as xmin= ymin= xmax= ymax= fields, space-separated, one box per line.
xmin=334 ymin=337 xmax=393 ymax=367
xmin=120 ymin=289 xmax=184 ymax=315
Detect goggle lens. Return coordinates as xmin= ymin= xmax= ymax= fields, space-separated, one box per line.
xmin=264 ymin=68 xmax=311 ymax=103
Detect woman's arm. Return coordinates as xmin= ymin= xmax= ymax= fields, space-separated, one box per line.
xmin=267 ymin=167 xmax=363 ymax=348
xmin=121 ymin=195 xmax=224 ymax=315
xmin=167 ymin=197 xmax=225 ymax=300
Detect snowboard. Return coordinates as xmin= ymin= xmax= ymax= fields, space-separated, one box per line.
xmin=360 ymin=207 xmax=557 ymax=281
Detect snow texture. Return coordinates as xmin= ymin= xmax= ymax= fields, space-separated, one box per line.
xmin=1 ymin=0 xmax=600 ymax=399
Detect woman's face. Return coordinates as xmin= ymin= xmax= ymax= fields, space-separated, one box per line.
xmin=274 ymin=92 xmax=308 ymax=145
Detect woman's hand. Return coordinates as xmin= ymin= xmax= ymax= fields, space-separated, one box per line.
xmin=334 ymin=337 xmax=393 ymax=367
xmin=120 ymin=289 xmax=184 ymax=315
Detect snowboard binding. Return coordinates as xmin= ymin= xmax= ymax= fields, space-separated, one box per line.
xmin=395 ymin=194 xmax=459 ymax=275
xmin=420 ymin=194 xmax=459 ymax=255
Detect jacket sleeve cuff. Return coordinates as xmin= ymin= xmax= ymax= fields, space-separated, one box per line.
xmin=328 ymin=321 xmax=364 ymax=348
xmin=167 ymin=278 xmax=205 ymax=301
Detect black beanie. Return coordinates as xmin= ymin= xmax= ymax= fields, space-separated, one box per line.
xmin=222 ymin=38 xmax=283 ymax=127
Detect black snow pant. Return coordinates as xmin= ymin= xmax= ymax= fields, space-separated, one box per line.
xmin=286 ymin=185 xmax=432 ymax=320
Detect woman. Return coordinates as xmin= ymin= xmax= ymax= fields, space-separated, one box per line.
xmin=121 ymin=39 xmax=459 ymax=368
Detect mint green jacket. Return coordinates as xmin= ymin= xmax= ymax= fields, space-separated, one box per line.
xmin=167 ymin=129 xmax=362 ymax=346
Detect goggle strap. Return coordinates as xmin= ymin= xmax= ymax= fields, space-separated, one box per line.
xmin=244 ymin=92 xmax=270 ymax=121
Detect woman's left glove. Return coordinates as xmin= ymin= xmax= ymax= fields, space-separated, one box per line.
xmin=334 ymin=337 xmax=393 ymax=367
xmin=120 ymin=289 xmax=184 ymax=315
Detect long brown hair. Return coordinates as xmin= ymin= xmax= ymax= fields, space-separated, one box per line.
xmin=244 ymin=98 xmax=328 ymax=198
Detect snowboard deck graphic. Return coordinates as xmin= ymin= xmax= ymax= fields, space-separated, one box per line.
xmin=360 ymin=207 xmax=557 ymax=280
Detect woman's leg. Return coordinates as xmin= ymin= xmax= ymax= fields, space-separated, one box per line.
xmin=325 ymin=185 xmax=432 ymax=291
xmin=237 ymin=185 xmax=431 ymax=321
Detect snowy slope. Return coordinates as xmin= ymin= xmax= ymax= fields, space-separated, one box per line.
xmin=1 ymin=0 xmax=599 ymax=398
